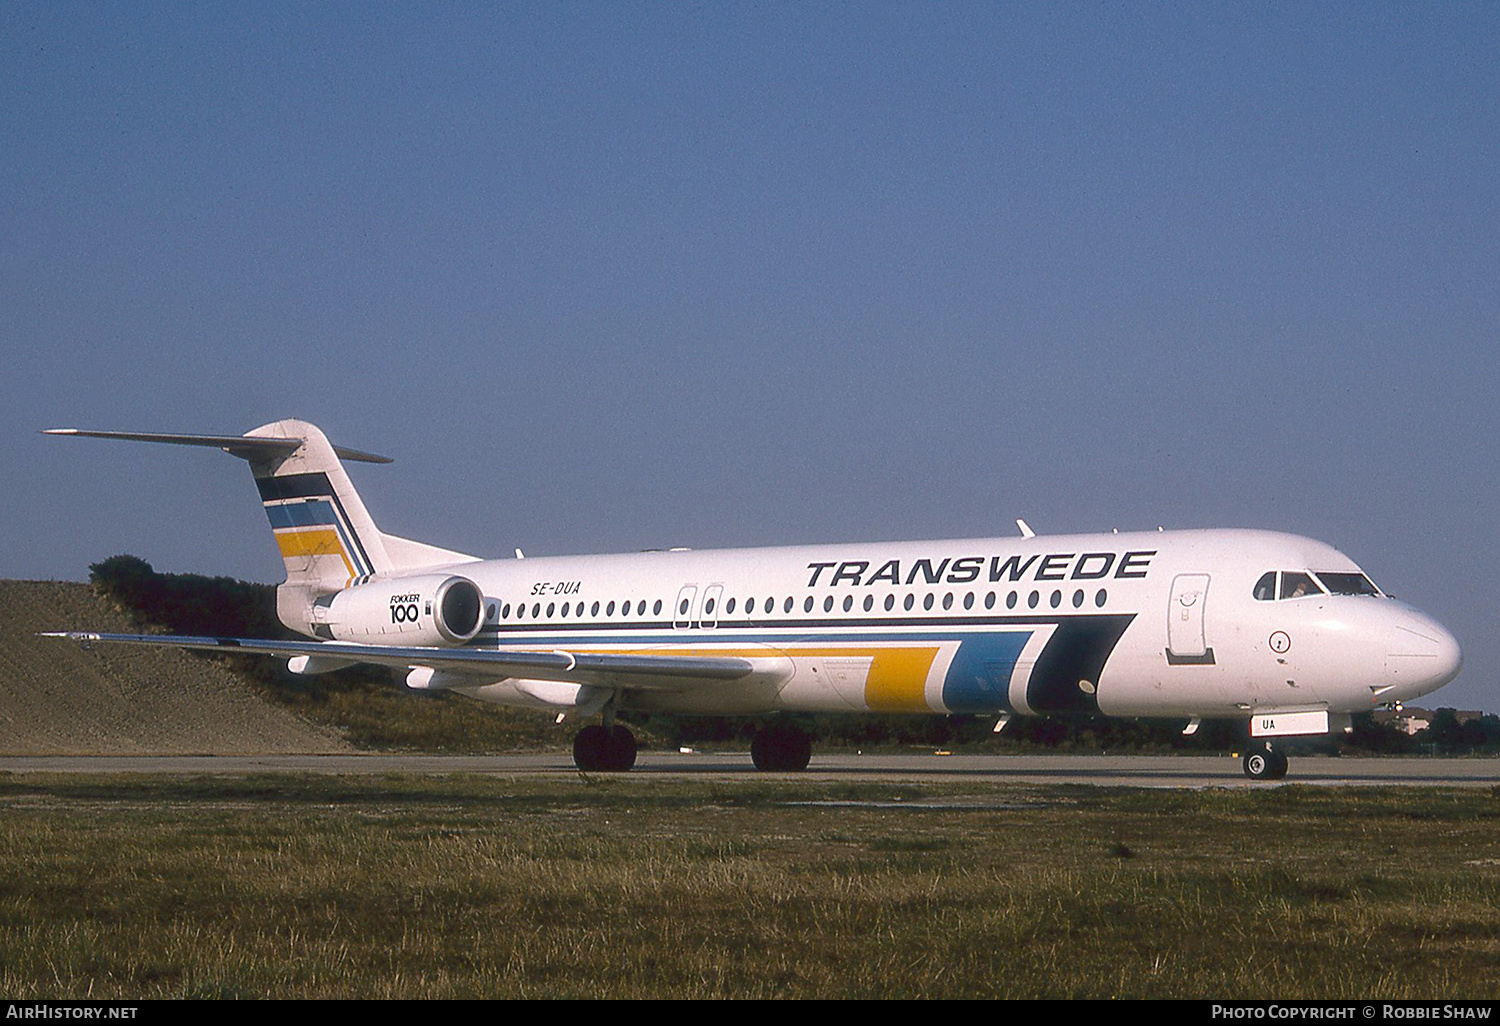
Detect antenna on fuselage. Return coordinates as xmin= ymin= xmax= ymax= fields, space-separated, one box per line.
xmin=1016 ymin=519 xmax=1036 ymax=539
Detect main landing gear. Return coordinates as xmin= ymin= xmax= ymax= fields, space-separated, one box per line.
xmin=1242 ymin=740 xmax=1289 ymax=781
xmin=572 ymin=723 xmax=637 ymax=772
xmin=751 ymin=721 xmax=812 ymax=772
xmin=569 ymin=719 xmax=814 ymax=773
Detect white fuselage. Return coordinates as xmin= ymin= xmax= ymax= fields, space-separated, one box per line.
xmin=342 ymin=528 xmax=1460 ymax=721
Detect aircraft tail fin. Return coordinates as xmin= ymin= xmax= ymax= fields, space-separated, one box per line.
xmin=240 ymin=419 xmax=397 ymax=589
xmin=45 ymin=419 xmax=481 ymax=623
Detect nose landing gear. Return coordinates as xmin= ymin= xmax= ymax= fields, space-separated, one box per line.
xmin=1242 ymin=740 xmax=1289 ymax=780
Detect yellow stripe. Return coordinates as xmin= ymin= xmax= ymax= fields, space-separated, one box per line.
xmin=864 ymin=648 xmax=939 ymax=712
xmin=275 ymin=528 xmax=356 ymax=584
xmin=525 ymin=642 xmax=940 ymax=713
xmin=275 ymin=528 xmax=344 ymax=558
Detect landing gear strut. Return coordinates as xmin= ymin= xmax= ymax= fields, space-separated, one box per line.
xmin=751 ymin=721 xmax=812 ymax=772
xmin=1242 ymin=740 xmax=1289 ymax=781
xmin=573 ymin=723 xmax=637 ymax=772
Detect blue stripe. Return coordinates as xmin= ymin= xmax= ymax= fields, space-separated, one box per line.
xmin=941 ymin=631 xmax=1032 ymax=712
xmin=264 ymin=499 xmax=339 ymax=529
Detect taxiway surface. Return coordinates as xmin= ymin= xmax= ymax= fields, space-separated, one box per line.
xmin=1 ymin=752 xmax=1496 ymax=787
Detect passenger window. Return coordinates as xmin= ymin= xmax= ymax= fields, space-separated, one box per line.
xmin=1279 ymin=572 xmax=1321 ymax=600
xmin=1254 ymin=572 xmax=1277 ymax=601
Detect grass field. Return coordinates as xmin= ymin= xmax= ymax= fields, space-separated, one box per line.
xmin=2 ymin=773 xmax=1499 ymax=999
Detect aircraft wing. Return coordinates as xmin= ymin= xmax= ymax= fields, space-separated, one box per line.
xmin=41 ymin=631 xmax=782 ymax=693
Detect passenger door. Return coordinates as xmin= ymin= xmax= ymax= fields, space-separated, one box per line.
xmin=1166 ymin=573 xmax=1215 ymax=665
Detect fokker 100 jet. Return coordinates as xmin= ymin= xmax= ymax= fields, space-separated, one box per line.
xmin=45 ymin=419 xmax=1462 ymax=779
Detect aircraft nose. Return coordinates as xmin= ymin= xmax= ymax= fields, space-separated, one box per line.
xmin=1386 ymin=613 xmax=1463 ymax=699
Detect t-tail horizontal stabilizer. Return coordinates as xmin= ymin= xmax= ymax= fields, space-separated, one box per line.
xmin=46 ymin=419 xmax=481 ymax=635
xmin=42 ymin=428 xmax=393 ymax=464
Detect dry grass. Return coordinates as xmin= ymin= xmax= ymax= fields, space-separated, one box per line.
xmin=1 ymin=775 xmax=1498 ymax=998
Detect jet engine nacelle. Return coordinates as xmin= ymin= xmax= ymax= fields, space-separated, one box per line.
xmin=317 ymin=574 xmax=485 ymax=646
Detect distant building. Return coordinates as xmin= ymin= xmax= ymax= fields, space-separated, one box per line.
xmin=1372 ymin=707 xmax=1486 ymax=736
xmin=1374 ymin=707 xmax=1432 ymax=736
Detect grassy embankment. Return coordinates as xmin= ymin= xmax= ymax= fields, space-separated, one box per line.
xmin=2 ymin=774 xmax=1498 ymax=999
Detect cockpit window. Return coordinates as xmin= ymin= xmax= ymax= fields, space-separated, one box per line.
xmin=1279 ymin=572 xmax=1323 ymax=599
xmin=1314 ymin=572 xmax=1381 ymax=597
xmin=1253 ymin=572 xmax=1277 ymax=601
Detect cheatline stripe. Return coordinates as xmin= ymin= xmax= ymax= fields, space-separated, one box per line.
xmin=476 ymin=613 xmax=1133 ymax=636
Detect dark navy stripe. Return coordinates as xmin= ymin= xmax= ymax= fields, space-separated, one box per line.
xmin=255 ymin=473 xmax=337 ymax=501
xmin=1025 ymin=616 xmax=1135 ymax=715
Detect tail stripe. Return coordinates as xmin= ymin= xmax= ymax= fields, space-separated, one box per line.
xmin=265 ymin=501 xmax=338 ymax=529
xmin=275 ymin=529 xmax=357 ymax=583
xmin=258 ymin=474 xmax=376 ymax=583
xmin=255 ymin=472 xmax=340 ymax=502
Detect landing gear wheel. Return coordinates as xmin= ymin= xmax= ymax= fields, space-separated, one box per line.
xmin=1242 ymin=742 xmax=1289 ymax=781
xmin=751 ymin=723 xmax=812 ymax=772
xmin=573 ymin=724 xmax=637 ymax=772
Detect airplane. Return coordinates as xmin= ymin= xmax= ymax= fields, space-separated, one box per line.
xmin=43 ymin=419 xmax=1462 ymax=779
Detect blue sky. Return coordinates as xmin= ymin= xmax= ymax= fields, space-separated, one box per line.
xmin=3 ymin=3 xmax=1497 ymax=711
